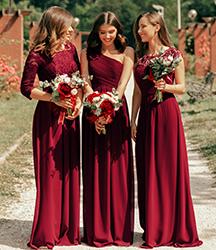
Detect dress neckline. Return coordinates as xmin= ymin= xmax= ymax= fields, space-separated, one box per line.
xmin=100 ymin=52 xmax=123 ymax=65
xmin=54 ymin=43 xmax=72 ymax=55
xmin=145 ymin=46 xmax=172 ymax=58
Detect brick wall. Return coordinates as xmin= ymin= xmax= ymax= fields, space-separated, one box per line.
xmin=0 ymin=10 xmax=23 ymax=71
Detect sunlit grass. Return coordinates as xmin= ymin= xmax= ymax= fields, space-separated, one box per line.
xmin=181 ymin=94 xmax=216 ymax=175
xmin=0 ymin=93 xmax=36 ymax=212
xmin=0 ymin=93 xmax=36 ymax=155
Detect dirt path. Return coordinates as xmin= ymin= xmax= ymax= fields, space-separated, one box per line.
xmin=0 ymin=141 xmax=216 ymax=250
xmin=0 ymin=78 xmax=216 ymax=249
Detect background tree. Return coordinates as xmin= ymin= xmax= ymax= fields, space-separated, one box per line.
xmin=27 ymin=0 xmax=69 ymax=10
xmin=3 ymin=0 xmax=216 ymax=49
xmin=182 ymin=0 xmax=216 ymax=23
xmin=1 ymin=0 xmax=16 ymax=9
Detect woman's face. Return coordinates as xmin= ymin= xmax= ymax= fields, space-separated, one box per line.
xmin=98 ymin=24 xmax=117 ymax=47
xmin=65 ymin=26 xmax=74 ymax=41
xmin=138 ymin=16 xmax=158 ymax=43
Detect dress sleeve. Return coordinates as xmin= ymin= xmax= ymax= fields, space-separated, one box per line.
xmin=20 ymin=51 xmax=40 ymax=100
xmin=170 ymin=47 xmax=182 ymax=60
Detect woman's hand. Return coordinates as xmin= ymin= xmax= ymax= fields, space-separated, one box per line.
xmin=83 ymin=82 xmax=94 ymax=96
xmin=131 ymin=122 xmax=137 ymax=142
xmin=94 ymin=116 xmax=111 ymax=134
xmin=52 ymin=98 xmax=72 ymax=109
xmin=95 ymin=119 xmax=106 ymax=134
xmin=66 ymin=97 xmax=82 ymax=120
xmin=154 ymin=79 xmax=166 ymax=91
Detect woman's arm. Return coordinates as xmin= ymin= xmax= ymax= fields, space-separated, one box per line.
xmin=155 ymin=56 xmax=186 ymax=95
xmin=116 ymin=46 xmax=134 ymax=99
xmin=20 ymin=51 xmax=40 ymax=100
xmin=131 ymin=81 xmax=142 ymax=141
xmin=80 ymin=48 xmax=94 ymax=96
xmin=30 ymin=87 xmax=73 ymax=110
xmin=20 ymin=52 xmax=53 ymax=102
xmin=20 ymin=51 xmax=72 ymax=110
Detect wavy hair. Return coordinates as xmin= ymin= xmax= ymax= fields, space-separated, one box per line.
xmin=133 ymin=11 xmax=172 ymax=59
xmin=87 ymin=11 xmax=127 ymax=55
xmin=31 ymin=6 xmax=75 ymax=57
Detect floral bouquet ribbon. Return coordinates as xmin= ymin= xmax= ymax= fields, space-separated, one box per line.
xmin=83 ymin=88 xmax=122 ymax=134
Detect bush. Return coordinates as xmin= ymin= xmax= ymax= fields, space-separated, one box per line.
xmin=185 ymin=33 xmax=194 ymax=55
xmin=0 ymin=56 xmax=21 ymax=97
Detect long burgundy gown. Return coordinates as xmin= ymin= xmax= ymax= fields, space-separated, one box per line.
xmin=134 ymin=47 xmax=202 ymax=248
xmin=82 ymin=51 xmax=134 ymax=247
xmin=20 ymin=43 xmax=80 ymax=249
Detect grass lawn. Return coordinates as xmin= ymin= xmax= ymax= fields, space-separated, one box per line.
xmin=0 ymin=93 xmax=36 ymax=212
xmin=181 ymin=94 xmax=216 ymax=176
xmin=0 ymin=93 xmax=36 ymax=155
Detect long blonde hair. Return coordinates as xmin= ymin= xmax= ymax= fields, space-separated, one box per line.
xmin=32 ymin=6 xmax=75 ymax=57
xmin=133 ymin=11 xmax=172 ymax=59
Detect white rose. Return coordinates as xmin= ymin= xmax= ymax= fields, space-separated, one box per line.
xmin=64 ymin=77 xmax=71 ymax=83
xmin=71 ymin=88 xmax=78 ymax=95
xmin=93 ymin=96 xmax=101 ymax=103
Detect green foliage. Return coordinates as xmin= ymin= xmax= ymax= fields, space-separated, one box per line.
xmin=182 ymin=0 xmax=216 ymax=23
xmin=28 ymin=0 xmax=69 ymax=10
xmin=0 ymin=0 xmax=10 ymax=8
xmin=185 ymin=33 xmax=194 ymax=55
xmin=5 ymin=0 xmax=216 ymax=50
xmin=15 ymin=0 xmax=42 ymax=51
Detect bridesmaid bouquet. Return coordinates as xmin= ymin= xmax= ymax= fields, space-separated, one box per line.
xmin=83 ymin=88 xmax=122 ymax=134
xmin=40 ymin=71 xmax=85 ymax=122
xmin=145 ymin=48 xmax=182 ymax=102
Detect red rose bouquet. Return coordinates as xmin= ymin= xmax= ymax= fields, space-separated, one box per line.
xmin=40 ymin=71 xmax=85 ymax=123
xmin=83 ymin=88 xmax=122 ymax=134
xmin=144 ymin=48 xmax=182 ymax=102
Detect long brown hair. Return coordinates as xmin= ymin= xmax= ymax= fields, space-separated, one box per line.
xmin=87 ymin=11 xmax=127 ymax=55
xmin=133 ymin=11 xmax=172 ymax=59
xmin=31 ymin=6 xmax=75 ymax=57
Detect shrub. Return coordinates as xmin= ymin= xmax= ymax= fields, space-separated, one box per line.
xmin=0 ymin=56 xmax=20 ymax=97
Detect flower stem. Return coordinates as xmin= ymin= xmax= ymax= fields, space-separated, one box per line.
xmin=156 ymin=89 xmax=163 ymax=103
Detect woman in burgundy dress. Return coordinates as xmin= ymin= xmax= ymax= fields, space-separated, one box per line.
xmin=132 ymin=12 xmax=202 ymax=248
xmin=20 ymin=6 xmax=81 ymax=249
xmin=80 ymin=12 xmax=134 ymax=247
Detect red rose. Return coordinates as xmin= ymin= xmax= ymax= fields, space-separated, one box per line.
xmin=57 ymin=82 xmax=72 ymax=99
xmin=86 ymin=92 xmax=101 ymax=103
xmin=148 ymin=68 xmax=155 ymax=81
xmin=100 ymin=100 xmax=114 ymax=116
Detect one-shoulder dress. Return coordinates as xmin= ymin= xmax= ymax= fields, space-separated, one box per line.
xmin=82 ymin=51 xmax=134 ymax=247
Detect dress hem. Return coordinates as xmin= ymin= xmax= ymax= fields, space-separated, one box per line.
xmin=140 ymin=240 xmax=203 ymax=248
